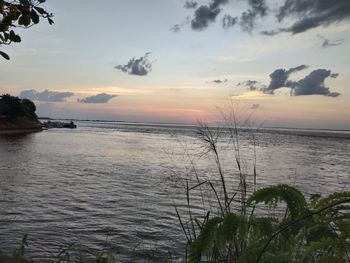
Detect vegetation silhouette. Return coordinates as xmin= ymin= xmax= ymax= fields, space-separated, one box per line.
xmin=0 ymin=0 xmax=53 ymax=60
xmin=0 ymin=94 xmax=37 ymax=120
xmin=173 ymin=110 xmax=350 ymax=262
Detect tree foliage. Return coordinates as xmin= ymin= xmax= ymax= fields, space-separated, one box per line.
xmin=0 ymin=0 xmax=53 ymax=60
xmin=0 ymin=94 xmax=37 ymax=120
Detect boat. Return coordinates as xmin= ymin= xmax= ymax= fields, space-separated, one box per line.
xmin=43 ymin=120 xmax=77 ymax=129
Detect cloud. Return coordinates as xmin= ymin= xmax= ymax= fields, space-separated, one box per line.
xmin=239 ymin=0 xmax=268 ymax=33
xmin=290 ymin=69 xmax=340 ymax=97
xmin=170 ymin=24 xmax=181 ymax=33
xmin=263 ymin=65 xmax=308 ymax=94
xmin=115 ymin=53 xmax=152 ymax=76
xmin=260 ymin=30 xmax=280 ymax=36
xmin=19 ymin=89 xmax=74 ymax=102
xmin=170 ymin=16 xmax=191 ymax=32
xmin=240 ymin=66 xmax=340 ymax=97
xmin=238 ymin=80 xmax=261 ymax=90
xmin=222 ymin=14 xmax=237 ymax=29
xmin=317 ymin=34 xmax=345 ymax=48
xmin=189 ymin=0 xmax=267 ymax=32
xmin=190 ymin=0 xmax=229 ymax=30
xmin=178 ymin=0 xmax=349 ymax=36
xmin=276 ymin=0 xmax=350 ymax=34
xmin=251 ymin=103 xmax=260 ymax=109
xmin=208 ymin=78 xmax=228 ymax=84
xmin=331 ymin=73 xmax=339 ymax=78
xmin=184 ymin=0 xmax=198 ymax=9
xmin=78 ymin=93 xmax=118 ymax=104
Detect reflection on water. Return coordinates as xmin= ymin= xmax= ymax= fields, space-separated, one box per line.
xmin=0 ymin=121 xmax=349 ymax=261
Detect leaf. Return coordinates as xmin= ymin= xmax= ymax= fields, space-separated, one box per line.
xmin=48 ymin=17 xmax=54 ymax=25
xmin=2 ymin=15 xmax=13 ymax=26
xmin=34 ymin=6 xmax=46 ymax=15
xmin=4 ymin=32 xmax=9 ymax=42
xmin=9 ymin=30 xmax=21 ymax=43
xmin=248 ymin=184 xmax=307 ymax=220
xmin=0 ymin=51 xmax=10 ymax=60
xmin=18 ymin=15 xmax=31 ymax=26
xmin=189 ymin=217 xmax=222 ymax=263
xmin=30 ymin=9 xmax=40 ymax=24
xmin=19 ymin=0 xmax=30 ymax=6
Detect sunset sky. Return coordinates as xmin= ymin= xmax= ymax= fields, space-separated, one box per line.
xmin=0 ymin=0 xmax=349 ymax=129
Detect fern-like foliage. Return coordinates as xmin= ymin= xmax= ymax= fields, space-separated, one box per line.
xmin=185 ymin=185 xmax=350 ymax=263
xmin=188 ymin=217 xmax=222 ymax=263
xmin=301 ymin=237 xmax=345 ymax=263
xmin=248 ymin=184 xmax=307 ymax=220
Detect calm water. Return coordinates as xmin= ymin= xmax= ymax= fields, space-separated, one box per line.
xmin=0 ymin=121 xmax=349 ymax=261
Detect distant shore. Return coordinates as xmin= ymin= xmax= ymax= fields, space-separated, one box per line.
xmin=0 ymin=118 xmax=42 ymax=135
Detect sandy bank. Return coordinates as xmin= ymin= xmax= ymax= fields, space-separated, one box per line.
xmin=0 ymin=118 xmax=42 ymax=135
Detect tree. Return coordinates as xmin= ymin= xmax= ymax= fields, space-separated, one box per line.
xmin=0 ymin=0 xmax=53 ymax=60
xmin=21 ymin=98 xmax=37 ymax=119
xmin=0 ymin=94 xmax=37 ymax=120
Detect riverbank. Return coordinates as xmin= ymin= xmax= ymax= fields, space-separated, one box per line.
xmin=0 ymin=254 xmax=29 ymax=263
xmin=0 ymin=118 xmax=42 ymax=135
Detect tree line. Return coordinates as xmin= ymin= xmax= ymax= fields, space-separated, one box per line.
xmin=0 ymin=94 xmax=37 ymax=120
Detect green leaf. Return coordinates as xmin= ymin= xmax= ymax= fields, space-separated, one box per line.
xmin=0 ymin=51 xmax=10 ymax=60
xmin=189 ymin=217 xmax=222 ymax=263
xmin=248 ymin=184 xmax=307 ymax=220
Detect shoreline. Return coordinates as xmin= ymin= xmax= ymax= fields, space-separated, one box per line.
xmin=0 ymin=128 xmax=43 ymax=135
xmin=0 ymin=118 xmax=43 ymax=135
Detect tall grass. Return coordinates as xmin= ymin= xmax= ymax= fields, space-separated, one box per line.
xmin=173 ymin=107 xmax=350 ymax=262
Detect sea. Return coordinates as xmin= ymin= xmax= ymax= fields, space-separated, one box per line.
xmin=0 ymin=121 xmax=349 ymax=262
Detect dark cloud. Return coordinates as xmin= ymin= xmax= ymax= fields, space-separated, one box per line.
xmin=188 ymin=0 xmax=268 ymax=32
xmin=275 ymin=0 xmax=350 ymax=34
xmin=208 ymin=78 xmax=228 ymax=84
xmin=178 ymin=0 xmax=349 ymax=36
xmin=190 ymin=0 xmax=229 ymax=30
xmin=191 ymin=5 xmax=221 ymax=30
xmin=239 ymin=0 xmax=268 ymax=33
xmin=263 ymin=65 xmax=308 ymax=94
xmin=238 ymin=80 xmax=260 ymax=90
xmin=19 ymin=89 xmax=74 ymax=102
xmin=78 ymin=93 xmax=118 ymax=104
xmin=242 ymin=66 xmax=340 ymax=97
xmin=331 ymin=73 xmax=339 ymax=78
xmin=222 ymin=14 xmax=237 ymax=29
xmin=184 ymin=0 xmax=198 ymax=9
xmin=291 ymin=69 xmax=340 ymax=97
xmin=317 ymin=34 xmax=345 ymax=48
xmin=115 ymin=53 xmax=152 ymax=76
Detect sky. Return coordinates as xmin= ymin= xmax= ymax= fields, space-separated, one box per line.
xmin=0 ymin=0 xmax=350 ymax=129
